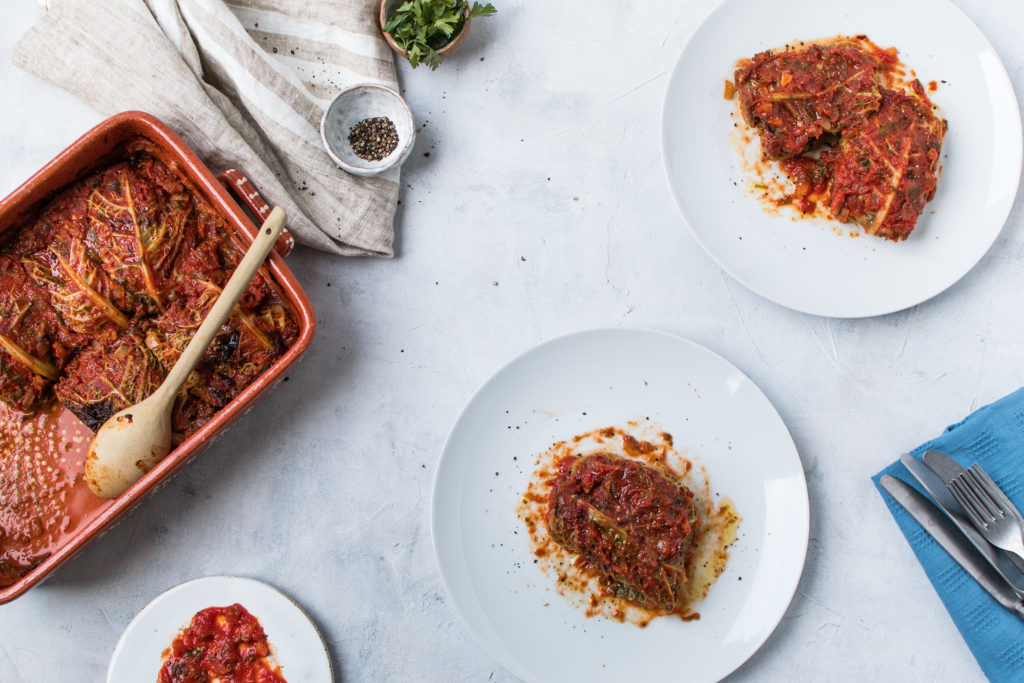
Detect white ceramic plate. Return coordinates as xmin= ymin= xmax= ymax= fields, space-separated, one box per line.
xmin=107 ymin=576 xmax=332 ymax=682
xmin=662 ymin=0 xmax=1022 ymax=318
xmin=432 ymin=328 xmax=808 ymax=682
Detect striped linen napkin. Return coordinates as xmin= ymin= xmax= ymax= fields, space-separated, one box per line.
xmin=13 ymin=0 xmax=399 ymax=256
xmin=873 ymin=387 xmax=1024 ymax=683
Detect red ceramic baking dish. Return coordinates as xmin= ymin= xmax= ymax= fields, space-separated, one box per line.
xmin=0 ymin=111 xmax=315 ymax=603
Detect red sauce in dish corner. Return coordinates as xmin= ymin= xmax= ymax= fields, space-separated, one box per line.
xmin=158 ymin=603 xmax=286 ymax=683
xmin=0 ymin=402 xmax=104 ymax=586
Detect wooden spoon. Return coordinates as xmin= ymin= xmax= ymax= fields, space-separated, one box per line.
xmin=85 ymin=207 xmax=287 ymax=498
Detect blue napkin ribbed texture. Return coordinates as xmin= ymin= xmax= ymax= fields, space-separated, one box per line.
xmin=873 ymin=387 xmax=1024 ymax=682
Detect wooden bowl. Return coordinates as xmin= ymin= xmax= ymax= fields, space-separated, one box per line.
xmin=379 ymin=0 xmax=472 ymax=65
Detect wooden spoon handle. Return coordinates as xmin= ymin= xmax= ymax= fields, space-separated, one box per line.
xmin=156 ymin=207 xmax=287 ymax=402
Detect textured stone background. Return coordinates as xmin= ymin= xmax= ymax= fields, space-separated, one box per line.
xmin=1 ymin=0 xmax=1022 ymax=680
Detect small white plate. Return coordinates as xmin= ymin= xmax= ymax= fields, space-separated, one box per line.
xmin=107 ymin=576 xmax=332 ymax=682
xmin=432 ymin=328 xmax=808 ymax=682
xmin=662 ymin=0 xmax=1022 ymax=318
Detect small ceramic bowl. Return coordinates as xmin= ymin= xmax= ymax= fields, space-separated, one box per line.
xmin=320 ymin=83 xmax=415 ymax=176
xmin=379 ymin=0 xmax=472 ymax=65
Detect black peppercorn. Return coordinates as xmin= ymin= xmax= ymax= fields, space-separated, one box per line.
xmin=348 ymin=117 xmax=399 ymax=161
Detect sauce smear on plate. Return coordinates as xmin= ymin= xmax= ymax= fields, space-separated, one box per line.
xmin=519 ymin=423 xmax=740 ymax=626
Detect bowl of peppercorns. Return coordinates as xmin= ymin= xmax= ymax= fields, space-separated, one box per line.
xmin=320 ymin=83 xmax=415 ymax=176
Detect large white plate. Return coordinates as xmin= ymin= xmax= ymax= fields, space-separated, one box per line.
xmin=432 ymin=328 xmax=809 ymax=682
xmin=662 ymin=0 xmax=1022 ymax=318
xmin=107 ymin=575 xmax=332 ymax=682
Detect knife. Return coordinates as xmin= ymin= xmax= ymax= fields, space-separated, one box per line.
xmin=880 ymin=474 xmax=1024 ymax=621
xmin=922 ymin=449 xmax=1024 ymax=575
xmin=922 ymin=449 xmax=966 ymax=485
xmin=901 ymin=453 xmax=1024 ymax=596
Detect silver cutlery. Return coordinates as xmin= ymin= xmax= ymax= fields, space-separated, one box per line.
xmin=880 ymin=474 xmax=1024 ymax=622
xmin=901 ymin=454 xmax=1024 ymax=596
xmin=923 ymin=449 xmax=974 ymax=490
xmin=947 ymin=464 xmax=1024 ymax=561
xmin=923 ymin=449 xmax=1024 ymax=573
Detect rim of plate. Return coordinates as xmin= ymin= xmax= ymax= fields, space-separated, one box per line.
xmin=659 ymin=0 xmax=1023 ymax=318
xmin=107 ymin=574 xmax=333 ymax=683
xmin=430 ymin=327 xmax=809 ymax=681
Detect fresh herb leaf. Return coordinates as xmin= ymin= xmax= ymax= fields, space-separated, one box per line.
xmin=424 ymin=49 xmax=443 ymax=70
xmin=469 ymin=2 xmax=496 ymax=18
xmin=433 ymin=17 xmax=458 ymax=38
xmin=407 ymin=43 xmax=422 ymax=68
xmin=384 ymin=0 xmax=496 ymax=70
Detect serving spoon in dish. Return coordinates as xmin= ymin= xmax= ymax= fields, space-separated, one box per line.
xmin=85 ymin=207 xmax=287 ymax=499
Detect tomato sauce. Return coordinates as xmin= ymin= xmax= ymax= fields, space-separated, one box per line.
xmin=824 ymin=87 xmax=945 ymax=240
xmin=778 ymin=156 xmax=831 ymax=214
xmin=0 ymin=138 xmax=297 ymax=444
xmin=0 ymin=402 xmax=103 ymax=585
xmin=732 ymin=36 xmax=946 ymax=240
xmin=547 ymin=453 xmax=700 ymax=612
xmin=518 ymin=423 xmax=741 ymax=627
xmin=158 ymin=603 xmax=286 ymax=683
xmin=0 ymin=142 xmax=299 ymax=586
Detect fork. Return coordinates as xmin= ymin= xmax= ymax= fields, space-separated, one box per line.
xmin=947 ymin=464 xmax=1024 ymax=561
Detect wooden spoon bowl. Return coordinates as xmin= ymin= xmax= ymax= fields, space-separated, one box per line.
xmin=85 ymin=207 xmax=287 ymax=498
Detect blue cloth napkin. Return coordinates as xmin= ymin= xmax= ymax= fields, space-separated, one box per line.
xmin=873 ymin=387 xmax=1024 ymax=682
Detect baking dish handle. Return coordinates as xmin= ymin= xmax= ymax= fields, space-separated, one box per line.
xmin=217 ymin=169 xmax=295 ymax=258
